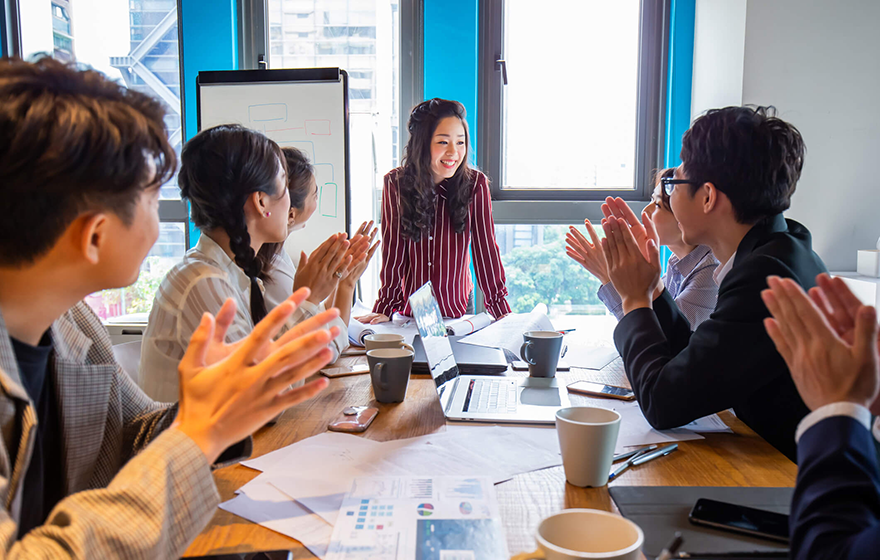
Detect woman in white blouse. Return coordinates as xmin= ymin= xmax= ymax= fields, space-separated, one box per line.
xmin=259 ymin=147 xmax=379 ymax=356
xmin=139 ymin=125 xmax=358 ymax=402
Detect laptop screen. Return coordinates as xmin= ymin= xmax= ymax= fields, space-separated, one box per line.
xmin=408 ymin=282 xmax=460 ymax=402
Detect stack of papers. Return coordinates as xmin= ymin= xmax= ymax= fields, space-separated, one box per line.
xmin=220 ymin=427 xmax=561 ymax=557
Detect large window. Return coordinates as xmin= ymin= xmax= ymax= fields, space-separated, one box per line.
xmin=479 ymin=0 xmax=668 ymax=205
xmin=19 ymin=0 xmax=187 ymax=322
xmin=266 ymin=0 xmax=402 ymax=304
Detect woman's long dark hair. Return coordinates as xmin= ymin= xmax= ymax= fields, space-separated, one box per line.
xmin=399 ymin=98 xmax=474 ymax=241
xmin=179 ymin=124 xmax=286 ymax=324
xmin=257 ymin=146 xmax=315 ymax=269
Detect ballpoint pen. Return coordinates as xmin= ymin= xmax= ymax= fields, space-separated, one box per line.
xmin=674 ymin=551 xmax=789 ymax=558
xmin=612 ymin=444 xmax=658 ymax=463
xmin=608 ymin=446 xmax=656 ymax=481
xmin=632 ymin=443 xmax=679 ymax=466
xmin=557 ymin=329 xmax=576 ymax=335
xmin=657 ymin=532 xmax=683 ymax=560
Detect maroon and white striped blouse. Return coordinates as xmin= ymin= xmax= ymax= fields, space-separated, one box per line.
xmin=372 ymin=168 xmax=511 ymax=319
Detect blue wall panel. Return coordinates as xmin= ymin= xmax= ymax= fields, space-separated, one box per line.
xmin=178 ymin=0 xmax=238 ymax=246
xmin=423 ymin=0 xmax=480 ymax=160
xmin=664 ymin=0 xmax=696 ymax=168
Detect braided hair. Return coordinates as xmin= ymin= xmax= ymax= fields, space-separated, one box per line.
xmin=179 ymin=124 xmax=286 ymax=325
xmin=399 ymin=98 xmax=474 ymax=241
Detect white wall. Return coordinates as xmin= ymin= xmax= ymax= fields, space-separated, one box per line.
xmin=691 ymin=0 xmax=746 ymax=121
xmin=741 ymin=0 xmax=880 ymax=271
xmin=20 ymin=0 xmax=53 ymax=59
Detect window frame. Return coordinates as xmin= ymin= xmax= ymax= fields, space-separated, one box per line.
xmin=478 ymin=0 xmax=669 ymax=212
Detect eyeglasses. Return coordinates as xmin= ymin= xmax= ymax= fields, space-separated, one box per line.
xmin=661 ymin=177 xmax=707 ymax=196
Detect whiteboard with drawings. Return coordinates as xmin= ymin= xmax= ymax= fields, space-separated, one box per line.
xmin=196 ymin=68 xmax=350 ymax=261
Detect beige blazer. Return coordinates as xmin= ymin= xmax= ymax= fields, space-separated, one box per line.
xmin=0 ymin=302 xmax=225 ymax=558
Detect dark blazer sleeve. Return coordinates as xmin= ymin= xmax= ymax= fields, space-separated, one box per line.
xmin=613 ymin=254 xmax=797 ymax=430
xmin=791 ymin=416 xmax=880 ymax=560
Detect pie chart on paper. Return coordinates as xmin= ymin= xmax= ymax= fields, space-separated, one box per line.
xmin=416 ymin=503 xmax=434 ymax=517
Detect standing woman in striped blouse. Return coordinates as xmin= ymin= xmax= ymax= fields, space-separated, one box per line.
xmin=355 ymin=99 xmax=511 ymax=323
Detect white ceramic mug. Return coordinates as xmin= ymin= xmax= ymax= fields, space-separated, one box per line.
xmin=364 ymin=333 xmax=414 ymax=353
xmin=511 ymin=509 xmax=644 ymax=560
xmin=556 ymin=406 xmax=621 ymax=488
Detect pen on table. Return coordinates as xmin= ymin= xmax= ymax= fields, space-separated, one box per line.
xmin=557 ymin=328 xmax=576 ymax=335
xmin=632 ymin=443 xmax=678 ymax=466
xmin=674 ymin=551 xmax=789 ymax=558
xmin=608 ymin=446 xmax=657 ymax=481
xmin=612 ymin=444 xmax=658 ymax=463
xmin=656 ymin=532 xmax=683 ymax=560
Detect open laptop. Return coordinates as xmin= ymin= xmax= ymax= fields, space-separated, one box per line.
xmin=408 ymin=282 xmax=570 ymax=424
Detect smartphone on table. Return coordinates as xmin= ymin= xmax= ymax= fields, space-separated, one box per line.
xmin=566 ymin=380 xmax=635 ymax=401
xmin=688 ymin=498 xmax=790 ymax=543
xmin=328 ymin=406 xmax=379 ymax=433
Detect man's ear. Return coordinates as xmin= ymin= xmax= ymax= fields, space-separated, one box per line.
xmin=78 ymin=213 xmax=109 ymax=265
xmin=702 ymin=182 xmax=718 ymax=214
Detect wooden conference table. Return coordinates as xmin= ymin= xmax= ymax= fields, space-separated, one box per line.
xmin=184 ymin=358 xmax=797 ymax=557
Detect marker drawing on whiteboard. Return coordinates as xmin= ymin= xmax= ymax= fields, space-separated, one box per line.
xmin=319 ymin=183 xmax=338 ymax=218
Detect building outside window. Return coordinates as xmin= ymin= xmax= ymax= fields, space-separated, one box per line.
xmin=266 ymin=0 xmax=400 ymax=305
xmin=20 ymin=0 xmax=187 ymax=323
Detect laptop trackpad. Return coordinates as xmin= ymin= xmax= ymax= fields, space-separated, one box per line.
xmin=520 ymin=386 xmax=562 ymax=406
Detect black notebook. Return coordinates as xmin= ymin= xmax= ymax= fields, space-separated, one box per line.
xmin=609 ymin=486 xmax=792 ymax=559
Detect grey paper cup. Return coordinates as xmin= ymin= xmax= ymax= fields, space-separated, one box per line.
xmin=556 ymin=407 xmax=621 ymax=488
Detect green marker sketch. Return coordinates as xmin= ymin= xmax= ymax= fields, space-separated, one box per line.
xmin=319 ymin=182 xmax=338 ymax=218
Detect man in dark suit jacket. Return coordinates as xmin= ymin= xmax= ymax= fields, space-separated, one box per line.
xmin=598 ymin=106 xmax=826 ymax=461
xmin=762 ymin=274 xmax=880 ymax=558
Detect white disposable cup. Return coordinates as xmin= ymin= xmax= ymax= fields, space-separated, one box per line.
xmin=556 ymin=407 xmax=621 ymax=488
xmin=511 ymin=509 xmax=643 ymax=560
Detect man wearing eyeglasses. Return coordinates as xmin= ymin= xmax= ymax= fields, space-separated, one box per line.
xmin=599 ymin=106 xmax=827 ymax=461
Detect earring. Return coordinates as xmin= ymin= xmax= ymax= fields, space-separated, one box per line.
xmin=265 ymin=212 xmax=271 ymax=217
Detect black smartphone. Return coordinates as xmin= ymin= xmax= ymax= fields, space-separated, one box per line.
xmin=566 ymin=380 xmax=635 ymax=401
xmin=689 ymin=498 xmax=789 ymax=543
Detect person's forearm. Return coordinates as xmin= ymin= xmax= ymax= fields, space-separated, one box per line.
xmin=334 ymin=282 xmax=356 ymax=326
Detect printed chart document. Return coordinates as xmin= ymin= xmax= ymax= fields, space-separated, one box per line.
xmin=326 ymin=476 xmax=508 ymax=560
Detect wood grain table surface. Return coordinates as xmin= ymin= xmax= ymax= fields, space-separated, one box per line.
xmin=184 ymin=358 xmax=797 ymax=558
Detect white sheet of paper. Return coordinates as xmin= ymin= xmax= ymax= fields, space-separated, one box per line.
xmin=458 ymin=309 xmax=554 ymax=357
xmin=219 ymin=481 xmax=333 ymax=558
xmin=562 ymin=345 xmax=620 ymax=370
xmin=263 ymin=426 xmax=561 ymax=529
xmin=682 ymin=413 xmax=734 ymax=433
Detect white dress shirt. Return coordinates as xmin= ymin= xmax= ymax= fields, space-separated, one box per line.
xmin=713 ymin=251 xmax=737 ymax=286
xmin=139 ymin=235 xmax=346 ymax=402
xmin=795 ymin=401 xmax=878 ymax=443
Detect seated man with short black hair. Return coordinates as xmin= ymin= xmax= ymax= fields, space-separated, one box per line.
xmin=0 ymin=57 xmax=338 ymax=556
xmin=599 ymin=106 xmax=827 ymax=461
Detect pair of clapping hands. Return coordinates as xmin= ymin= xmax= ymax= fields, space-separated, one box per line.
xmin=565 ymin=197 xmax=663 ymax=315
xmin=171 ymin=288 xmax=340 ymax=464
xmin=293 ymin=221 xmax=380 ymax=305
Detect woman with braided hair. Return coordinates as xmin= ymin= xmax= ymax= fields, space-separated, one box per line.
xmin=139 ymin=125 xmax=353 ymax=402
xmin=355 ymin=98 xmax=510 ymax=324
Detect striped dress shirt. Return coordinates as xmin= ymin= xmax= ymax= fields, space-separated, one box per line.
xmin=598 ymin=245 xmax=720 ymax=328
xmin=373 ymin=168 xmax=511 ymax=319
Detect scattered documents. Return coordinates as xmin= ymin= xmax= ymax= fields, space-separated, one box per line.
xmin=326 ymin=476 xmax=508 ymax=560
xmin=458 ymin=308 xmax=554 ymax=357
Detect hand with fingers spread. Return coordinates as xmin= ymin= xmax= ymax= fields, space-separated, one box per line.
xmin=601 ymin=216 xmax=661 ymax=315
xmin=601 ymin=196 xmax=660 ymax=261
xmin=340 ymin=221 xmax=380 ymax=286
xmin=565 ymin=219 xmax=610 ymax=285
xmin=761 ymin=275 xmax=880 ymax=413
xmin=293 ymin=232 xmax=352 ymax=304
xmin=171 ymin=288 xmax=338 ymax=464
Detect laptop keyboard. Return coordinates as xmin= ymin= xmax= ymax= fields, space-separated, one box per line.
xmin=464 ymin=378 xmax=518 ymax=414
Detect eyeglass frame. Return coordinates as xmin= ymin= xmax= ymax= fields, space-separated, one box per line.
xmin=661 ymin=177 xmax=709 ymax=196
